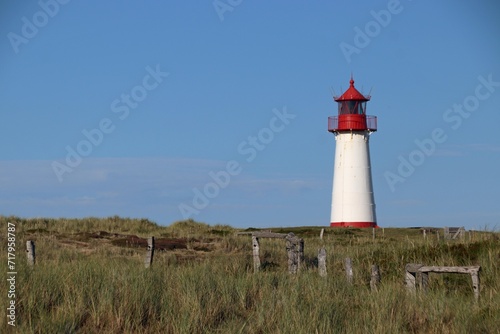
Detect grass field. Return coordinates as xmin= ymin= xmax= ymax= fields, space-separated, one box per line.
xmin=1 ymin=216 xmax=499 ymax=333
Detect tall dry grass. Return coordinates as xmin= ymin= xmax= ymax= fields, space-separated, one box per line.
xmin=1 ymin=216 xmax=499 ymax=333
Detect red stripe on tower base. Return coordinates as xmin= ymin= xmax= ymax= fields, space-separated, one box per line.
xmin=330 ymin=222 xmax=378 ymax=228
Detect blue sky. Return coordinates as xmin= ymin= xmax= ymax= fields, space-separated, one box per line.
xmin=1 ymin=1 xmax=499 ymax=229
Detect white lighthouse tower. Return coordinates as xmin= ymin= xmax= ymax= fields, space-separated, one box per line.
xmin=328 ymin=77 xmax=377 ymax=228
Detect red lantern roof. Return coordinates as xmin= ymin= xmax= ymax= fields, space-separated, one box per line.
xmin=334 ymin=78 xmax=370 ymax=102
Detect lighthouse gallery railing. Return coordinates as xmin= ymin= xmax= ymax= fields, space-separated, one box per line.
xmin=328 ymin=115 xmax=377 ymax=132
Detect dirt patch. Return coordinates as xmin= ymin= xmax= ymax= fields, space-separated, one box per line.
xmin=110 ymin=236 xmax=191 ymax=251
xmin=33 ymin=229 xmax=217 ymax=254
xmin=59 ymin=239 xmax=90 ymax=247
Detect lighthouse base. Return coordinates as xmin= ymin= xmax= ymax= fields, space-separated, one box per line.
xmin=330 ymin=222 xmax=378 ymax=228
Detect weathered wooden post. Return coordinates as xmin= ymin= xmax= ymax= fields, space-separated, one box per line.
xmin=471 ymin=269 xmax=480 ymax=301
xmin=405 ymin=263 xmax=423 ymax=292
xmin=298 ymin=237 xmax=304 ymax=271
xmin=320 ymin=228 xmax=324 ymax=240
xmin=417 ymin=271 xmax=429 ymax=292
xmin=144 ymin=236 xmax=155 ymax=268
xmin=318 ymin=248 xmax=327 ymax=277
xmin=252 ymin=235 xmax=261 ymax=273
xmin=372 ymin=227 xmax=375 ymax=240
xmin=285 ymin=233 xmax=303 ymax=274
xmin=344 ymin=257 xmax=353 ymax=284
xmin=370 ymin=264 xmax=380 ymax=291
xmin=26 ymin=240 xmax=35 ymax=267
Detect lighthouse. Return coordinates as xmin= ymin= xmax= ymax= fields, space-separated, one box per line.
xmin=328 ymin=78 xmax=377 ymax=228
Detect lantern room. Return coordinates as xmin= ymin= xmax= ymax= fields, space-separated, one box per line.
xmin=328 ymin=78 xmax=377 ymax=132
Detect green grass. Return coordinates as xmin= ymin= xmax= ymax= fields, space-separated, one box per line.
xmin=1 ymin=216 xmax=499 ymax=333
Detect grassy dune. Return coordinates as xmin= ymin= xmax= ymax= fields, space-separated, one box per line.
xmin=1 ymin=216 xmax=499 ymax=333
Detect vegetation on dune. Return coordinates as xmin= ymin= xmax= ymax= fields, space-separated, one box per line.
xmin=1 ymin=215 xmax=499 ymax=333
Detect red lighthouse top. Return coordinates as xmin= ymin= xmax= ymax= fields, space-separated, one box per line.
xmin=328 ymin=77 xmax=377 ymax=132
xmin=334 ymin=79 xmax=370 ymax=102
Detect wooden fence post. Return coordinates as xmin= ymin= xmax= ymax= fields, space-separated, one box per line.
xmin=298 ymin=238 xmax=304 ymax=271
xmin=286 ymin=233 xmax=303 ymax=274
xmin=405 ymin=263 xmax=423 ymax=292
xmin=144 ymin=236 xmax=154 ymax=268
xmin=471 ymin=270 xmax=480 ymax=301
xmin=26 ymin=240 xmax=35 ymax=267
xmin=344 ymin=257 xmax=353 ymax=284
xmin=320 ymin=228 xmax=324 ymax=240
xmin=370 ymin=264 xmax=381 ymax=291
xmin=252 ymin=235 xmax=261 ymax=273
xmin=318 ymin=248 xmax=327 ymax=277
xmin=418 ymin=271 xmax=429 ymax=291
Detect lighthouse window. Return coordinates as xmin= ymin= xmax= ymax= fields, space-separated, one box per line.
xmin=348 ymin=101 xmax=356 ymax=113
xmin=339 ymin=101 xmax=348 ymax=114
xmin=359 ymin=102 xmax=365 ymax=114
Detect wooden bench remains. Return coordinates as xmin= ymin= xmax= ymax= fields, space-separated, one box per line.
xmin=444 ymin=226 xmax=465 ymax=240
xmin=249 ymin=231 xmax=304 ymax=274
xmin=405 ymin=263 xmax=481 ymax=300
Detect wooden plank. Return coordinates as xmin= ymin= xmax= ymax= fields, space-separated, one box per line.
xmin=252 ymin=236 xmax=261 ymax=273
xmin=26 ymin=240 xmax=35 ymax=267
xmin=252 ymin=231 xmax=288 ymax=239
xmin=405 ymin=263 xmax=424 ymax=273
xmin=418 ymin=266 xmax=480 ymax=274
xmin=318 ymin=248 xmax=327 ymax=277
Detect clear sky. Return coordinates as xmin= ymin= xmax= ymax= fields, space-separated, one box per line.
xmin=1 ymin=1 xmax=499 ymax=230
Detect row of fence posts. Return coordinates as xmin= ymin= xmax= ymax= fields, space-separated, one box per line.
xmin=22 ymin=230 xmax=480 ymax=300
xmin=319 ymin=228 xmax=380 ymax=289
xmin=249 ymin=230 xmax=382 ymax=290
xmin=246 ymin=229 xmax=477 ymax=298
xmin=22 ymin=227 xmax=471 ymax=270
